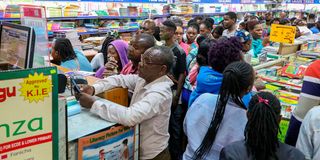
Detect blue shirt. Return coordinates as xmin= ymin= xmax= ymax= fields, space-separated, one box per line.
xmin=252 ymin=38 xmax=263 ymax=58
xmin=61 ymin=49 xmax=93 ymax=72
xmin=183 ymin=93 xmax=248 ymax=160
xmin=188 ymin=66 xmax=253 ymax=108
xmin=310 ymin=26 xmax=320 ymax=34
xmin=188 ymin=66 xmax=223 ymax=107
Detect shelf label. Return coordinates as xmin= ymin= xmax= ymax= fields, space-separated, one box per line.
xmin=270 ymin=24 xmax=296 ymax=44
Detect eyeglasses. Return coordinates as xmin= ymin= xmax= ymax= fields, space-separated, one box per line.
xmin=140 ymin=26 xmax=147 ymax=30
xmin=140 ymin=55 xmax=165 ymax=67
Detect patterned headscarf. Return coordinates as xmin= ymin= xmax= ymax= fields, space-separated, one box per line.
xmin=235 ymin=29 xmax=252 ymax=43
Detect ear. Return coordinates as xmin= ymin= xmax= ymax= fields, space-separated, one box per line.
xmin=160 ymin=65 xmax=168 ymax=75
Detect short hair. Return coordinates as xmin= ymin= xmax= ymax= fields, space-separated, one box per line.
xmin=204 ymin=17 xmax=215 ymax=26
xmin=208 ymin=37 xmax=243 ymax=73
xmin=145 ymin=46 xmax=174 ymax=73
xmin=136 ymin=33 xmax=155 ymax=49
xmin=194 ymin=16 xmax=203 ymax=22
xmin=200 ymin=20 xmax=213 ymax=31
xmin=142 ymin=19 xmax=156 ymax=29
xmin=196 ymin=35 xmax=206 ymax=45
xmin=225 ymin=12 xmax=237 ymax=22
xmin=246 ymin=20 xmax=261 ymax=31
xmin=212 ymin=25 xmax=224 ymax=36
xmin=187 ymin=19 xmax=197 ymax=26
xmin=162 ymin=20 xmax=177 ymax=32
xmin=271 ymin=18 xmax=280 ymax=24
xmin=122 ymin=139 xmax=128 ymax=145
xmin=280 ymin=19 xmax=290 ymax=25
xmin=170 ymin=16 xmax=183 ymax=27
xmin=188 ymin=22 xmax=200 ymax=33
xmin=54 ymin=38 xmax=76 ymax=62
xmin=197 ymin=39 xmax=215 ymax=66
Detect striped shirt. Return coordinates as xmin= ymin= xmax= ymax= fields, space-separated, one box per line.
xmin=293 ymin=60 xmax=320 ymax=121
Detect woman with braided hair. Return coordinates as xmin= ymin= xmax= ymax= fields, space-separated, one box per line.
xmin=183 ymin=61 xmax=255 ymax=160
xmin=220 ymin=92 xmax=305 ymax=160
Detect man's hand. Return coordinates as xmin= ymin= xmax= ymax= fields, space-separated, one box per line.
xmin=262 ymin=37 xmax=270 ymax=47
xmin=81 ymin=85 xmax=95 ymax=96
xmin=77 ymin=92 xmax=96 ymax=109
xmin=103 ymin=70 xmax=118 ymax=77
xmin=171 ymin=95 xmax=179 ymax=111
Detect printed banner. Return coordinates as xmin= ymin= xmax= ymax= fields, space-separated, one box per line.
xmin=0 ymin=67 xmax=59 ymax=160
xmin=270 ymin=24 xmax=296 ymax=44
xmin=78 ymin=126 xmax=136 ymax=160
xmin=20 ymin=5 xmax=49 ymax=67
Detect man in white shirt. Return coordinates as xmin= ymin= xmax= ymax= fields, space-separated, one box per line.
xmin=222 ymin=12 xmax=237 ymax=38
xmin=77 ymin=46 xmax=174 ymax=160
xmin=296 ymin=106 xmax=320 ymax=160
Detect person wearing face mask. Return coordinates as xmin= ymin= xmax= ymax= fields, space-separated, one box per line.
xmin=121 ymin=33 xmax=155 ymax=75
xmin=246 ymin=20 xmax=269 ymax=58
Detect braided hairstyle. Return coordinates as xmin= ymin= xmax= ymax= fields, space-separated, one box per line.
xmin=53 ymin=38 xmax=76 ymax=62
xmin=192 ymin=61 xmax=255 ymax=160
xmin=245 ymin=92 xmax=281 ymax=160
xmin=100 ymin=36 xmax=116 ymax=64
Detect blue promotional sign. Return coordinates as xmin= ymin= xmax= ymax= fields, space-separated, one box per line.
xmin=193 ymin=0 xmax=240 ymax=3
xmin=285 ymin=0 xmax=304 ymax=3
xmin=36 ymin=0 xmax=167 ymax=3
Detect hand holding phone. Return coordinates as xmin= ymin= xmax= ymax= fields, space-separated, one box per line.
xmin=70 ymin=77 xmax=81 ymax=94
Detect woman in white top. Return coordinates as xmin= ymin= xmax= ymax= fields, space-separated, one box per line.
xmin=183 ymin=61 xmax=255 ymax=160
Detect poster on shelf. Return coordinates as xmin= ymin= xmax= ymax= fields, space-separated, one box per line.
xmin=20 ymin=5 xmax=49 ymax=68
xmin=78 ymin=126 xmax=137 ymax=160
xmin=270 ymin=24 xmax=296 ymax=44
xmin=0 ymin=67 xmax=59 ymax=160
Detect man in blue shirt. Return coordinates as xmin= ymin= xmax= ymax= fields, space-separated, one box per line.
xmin=310 ymin=21 xmax=320 ymax=34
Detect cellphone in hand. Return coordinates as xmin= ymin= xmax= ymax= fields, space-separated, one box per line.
xmin=70 ymin=77 xmax=81 ymax=94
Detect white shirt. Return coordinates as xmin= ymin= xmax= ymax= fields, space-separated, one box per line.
xmin=91 ymin=74 xmax=174 ymax=159
xmin=222 ymin=29 xmax=236 ymax=38
xmin=183 ymin=93 xmax=247 ymax=160
xmin=90 ymin=52 xmax=104 ymax=70
xmin=296 ymin=106 xmax=320 ymax=160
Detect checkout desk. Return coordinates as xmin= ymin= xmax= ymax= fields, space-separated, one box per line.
xmin=54 ymin=64 xmax=136 ymax=160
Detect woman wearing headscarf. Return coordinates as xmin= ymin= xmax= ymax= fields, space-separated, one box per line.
xmin=93 ymin=39 xmax=129 ymax=77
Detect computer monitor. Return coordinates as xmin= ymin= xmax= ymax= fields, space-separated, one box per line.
xmin=0 ymin=22 xmax=35 ymax=70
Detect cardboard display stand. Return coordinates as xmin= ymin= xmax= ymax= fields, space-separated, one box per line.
xmin=0 ymin=67 xmax=59 ymax=160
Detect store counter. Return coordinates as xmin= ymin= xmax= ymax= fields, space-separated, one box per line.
xmin=67 ymin=97 xmax=125 ymax=160
xmin=52 ymin=63 xmax=131 ymax=159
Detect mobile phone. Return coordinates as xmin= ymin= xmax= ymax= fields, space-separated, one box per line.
xmin=70 ymin=77 xmax=81 ymax=94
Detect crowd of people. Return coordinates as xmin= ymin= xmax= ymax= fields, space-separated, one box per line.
xmin=51 ymin=11 xmax=320 ymax=160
